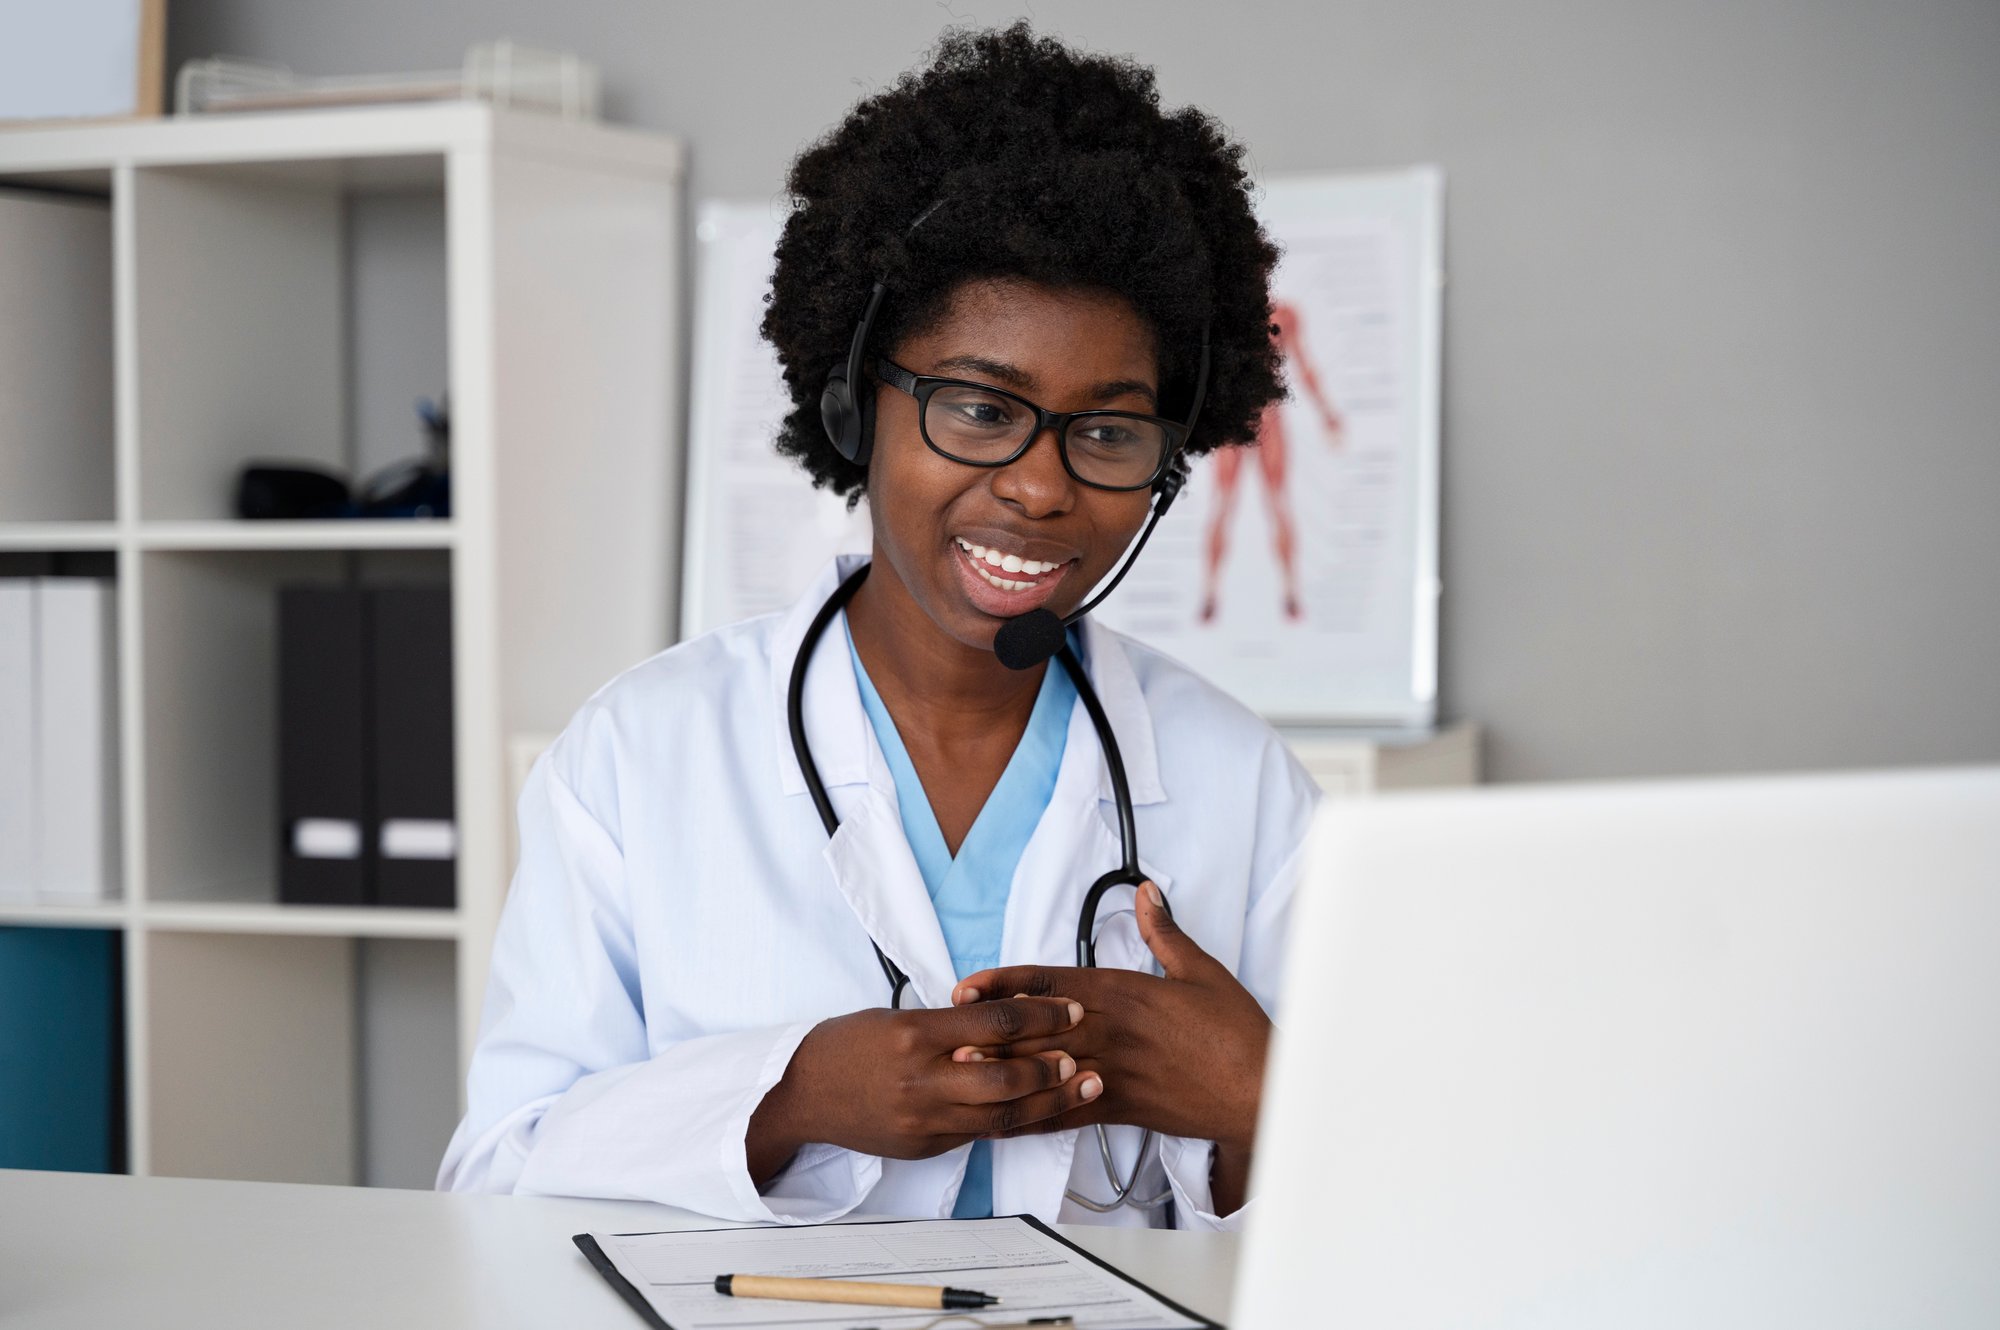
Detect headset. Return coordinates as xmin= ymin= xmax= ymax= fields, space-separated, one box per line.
xmin=819 ymin=278 xmax=890 ymax=468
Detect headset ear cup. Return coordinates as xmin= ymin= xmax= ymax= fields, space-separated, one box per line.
xmin=820 ymin=373 xmax=859 ymax=462
xmin=851 ymin=374 xmax=875 ymax=469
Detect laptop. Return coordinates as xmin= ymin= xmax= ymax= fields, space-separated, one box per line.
xmin=1234 ymin=766 xmax=2000 ymax=1330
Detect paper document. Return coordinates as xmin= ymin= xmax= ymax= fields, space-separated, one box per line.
xmin=577 ymin=1216 xmax=1215 ymax=1329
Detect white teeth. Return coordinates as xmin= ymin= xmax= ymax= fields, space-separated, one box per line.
xmin=955 ymin=538 xmax=1063 ymax=587
xmin=972 ymin=562 xmax=1033 ymax=592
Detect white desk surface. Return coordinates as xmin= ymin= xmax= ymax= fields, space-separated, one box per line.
xmin=0 ymin=1169 xmax=1239 ymax=1329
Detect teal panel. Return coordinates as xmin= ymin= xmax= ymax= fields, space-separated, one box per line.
xmin=0 ymin=927 xmax=122 ymax=1172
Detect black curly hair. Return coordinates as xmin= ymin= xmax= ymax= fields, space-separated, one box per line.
xmin=760 ymin=21 xmax=1284 ymax=503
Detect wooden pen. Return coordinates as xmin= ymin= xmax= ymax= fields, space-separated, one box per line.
xmin=713 ymin=1274 xmax=999 ymax=1310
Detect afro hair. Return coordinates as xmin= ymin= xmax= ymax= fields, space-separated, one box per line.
xmin=760 ymin=21 xmax=1284 ymax=502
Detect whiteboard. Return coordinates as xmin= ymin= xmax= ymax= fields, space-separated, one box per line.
xmin=680 ymin=170 xmax=1443 ymax=727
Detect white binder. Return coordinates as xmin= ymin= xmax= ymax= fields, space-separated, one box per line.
xmin=0 ymin=580 xmax=33 ymax=900
xmin=34 ymin=578 xmax=120 ymax=902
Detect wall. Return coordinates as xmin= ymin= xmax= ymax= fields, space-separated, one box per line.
xmin=169 ymin=0 xmax=2000 ymax=782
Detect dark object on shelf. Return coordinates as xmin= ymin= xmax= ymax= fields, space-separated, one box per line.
xmin=369 ymin=586 xmax=456 ymax=909
xmin=235 ymin=393 xmax=453 ymax=521
xmin=236 ymin=463 xmax=352 ymax=520
xmin=278 ymin=587 xmax=373 ymax=906
xmin=0 ymin=926 xmax=125 ymax=1173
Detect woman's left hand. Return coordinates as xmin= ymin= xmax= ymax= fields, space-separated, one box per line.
xmin=950 ymin=882 xmax=1270 ymax=1157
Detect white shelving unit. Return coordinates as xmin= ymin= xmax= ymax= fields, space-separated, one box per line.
xmin=0 ymin=105 xmax=684 ymax=1187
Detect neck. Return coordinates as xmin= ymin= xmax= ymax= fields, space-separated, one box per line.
xmin=845 ymin=554 xmax=1047 ymax=748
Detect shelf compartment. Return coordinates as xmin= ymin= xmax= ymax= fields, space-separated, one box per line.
xmin=127 ymin=163 xmax=452 ymax=525
xmin=0 ymin=185 xmax=115 ymax=523
xmin=128 ymin=165 xmax=346 ymax=523
xmin=144 ymin=929 xmax=355 ymax=1184
xmin=356 ymin=938 xmax=460 ymax=1188
xmin=139 ymin=547 xmax=451 ymax=907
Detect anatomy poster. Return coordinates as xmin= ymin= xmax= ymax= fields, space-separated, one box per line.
xmin=680 ymin=201 xmax=871 ymax=638
xmin=1093 ymin=169 xmax=1442 ymax=724
xmin=681 ymin=173 xmax=1441 ymax=724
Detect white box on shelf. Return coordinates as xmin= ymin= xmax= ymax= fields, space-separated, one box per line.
xmin=1282 ymin=722 xmax=1481 ymax=798
xmin=33 ymin=577 xmax=120 ymax=901
xmin=0 ymin=580 xmax=35 ymax=900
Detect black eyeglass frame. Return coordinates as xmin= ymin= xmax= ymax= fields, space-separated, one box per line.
xmin=873 ymin=356 xmax=1192 ymax=494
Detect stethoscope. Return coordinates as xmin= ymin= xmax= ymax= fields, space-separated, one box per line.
xmin=785 ymin=560 xmax=1173 ymax=1212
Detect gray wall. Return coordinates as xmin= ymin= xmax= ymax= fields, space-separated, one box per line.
xmin=170 ymin=0 xmax=2000 ymax=782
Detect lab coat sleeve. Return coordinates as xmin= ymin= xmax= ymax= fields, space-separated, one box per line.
xmin=1156 ymin=750 xmax=1317 ymax=1232
xmin=436 ymin=753 xmax=882 ymax=1222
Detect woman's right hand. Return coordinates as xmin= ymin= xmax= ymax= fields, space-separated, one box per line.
xmin=746 ymin=997 xmax=1101 ymax=1183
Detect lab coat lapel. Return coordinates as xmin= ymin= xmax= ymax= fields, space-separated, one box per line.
xmin=822 ymin=794 xmax=959 ymax=1012
xmin=775 ymin=558 xmax=960 ymax=1011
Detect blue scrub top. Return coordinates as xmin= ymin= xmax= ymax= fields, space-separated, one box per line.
xmin=847 ymin=627 xmax=1077 ymax=1218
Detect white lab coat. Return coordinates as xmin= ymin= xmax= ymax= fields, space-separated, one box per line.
xmin=438 ymin=556 xmax=1320 ymax=1230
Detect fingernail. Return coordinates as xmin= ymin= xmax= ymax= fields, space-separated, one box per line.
xmin=1067 ymin=1001 xmax=1083 ymax=1025
xmin=1145 ymin=881 xmax=1164 ymax=908
xmin=953 ymin=985 xmax=971 ymax=1004
xmin=1057 ymin=1054 xmax=1075 ymax=1080
xmin=1080 ymin=1074 xmax=1103 ymax=1101
xmin=1014 ymin=992 xmax=1029 ymax=999
xmin=964 ymin=1049 xmax=986 ymax=1062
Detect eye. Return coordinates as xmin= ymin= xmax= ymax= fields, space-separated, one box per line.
xmin=951 ymin=400 xmax=1015 ymax=427
xmin=930 ymin=385 xmax=1024 ymax=434
xmin=1076 ymin=421 xmax=1142 ymax=448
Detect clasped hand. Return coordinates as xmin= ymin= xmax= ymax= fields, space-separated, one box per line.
xmin=949 ymin=883 xmax=1270 ymax=1152
xmin=748 ymin=884 xmax=1269 ymax=1192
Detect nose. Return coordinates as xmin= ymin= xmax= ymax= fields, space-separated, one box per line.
xmin=990 ymin=422 xmax=1077 ymax=519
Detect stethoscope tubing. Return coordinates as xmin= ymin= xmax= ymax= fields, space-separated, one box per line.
xmin=785 ymin=561 xmax=1171 ymax=1212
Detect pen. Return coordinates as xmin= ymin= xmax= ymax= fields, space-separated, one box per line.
xmin=844 ymin=1312 xmax=1072 ymax=1320
xmin=713 ymin=1274 xmax=1000 ymax=1310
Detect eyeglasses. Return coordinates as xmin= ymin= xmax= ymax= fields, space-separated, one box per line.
xmin=874 ymin=357 xmax=1187 ymax=492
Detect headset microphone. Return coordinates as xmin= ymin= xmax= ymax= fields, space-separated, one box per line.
xmin=993 ymin=457 xmax=1190 ymax=671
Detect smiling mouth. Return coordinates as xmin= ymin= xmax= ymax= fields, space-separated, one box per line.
xmin=953 ymin=537 xmax=1068 ymax=591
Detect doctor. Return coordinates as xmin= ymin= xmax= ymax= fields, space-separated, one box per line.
xmin=439 ymin=23 xmax=1319 ymax=1230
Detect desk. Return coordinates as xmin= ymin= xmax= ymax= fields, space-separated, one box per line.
xmin=0 ymin=1169 xmax=1239 ymax=1329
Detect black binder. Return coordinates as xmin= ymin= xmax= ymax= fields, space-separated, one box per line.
xmin=368 ymin=586 xmax=456 ymax=908
xmin=277 ymin=586 xmax=372 ymax=906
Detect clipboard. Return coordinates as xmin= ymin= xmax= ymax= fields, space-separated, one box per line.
xmin=573 ymin=1214 xmax=1223 ymax=1330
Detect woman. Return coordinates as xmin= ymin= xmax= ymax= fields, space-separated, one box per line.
xmin=439 ymin=23 xmax=1319 ymax=1231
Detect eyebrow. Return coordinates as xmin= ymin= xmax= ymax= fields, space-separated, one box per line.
xmin=930 ymin=354 xmax=1159 ymax=409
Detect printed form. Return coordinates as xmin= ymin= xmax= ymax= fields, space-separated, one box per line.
xmin=579 ymin=1216 xmax=1214 ymax=1329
